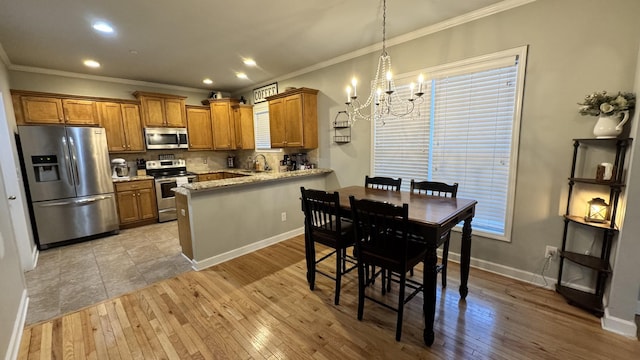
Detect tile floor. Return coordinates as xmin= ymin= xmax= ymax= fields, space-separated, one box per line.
xmin=24 ymin=221 xmax=192 ymax=325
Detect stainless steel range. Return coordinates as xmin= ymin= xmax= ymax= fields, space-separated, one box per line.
xmin=145 ymin=159 xmax=195 ymax=222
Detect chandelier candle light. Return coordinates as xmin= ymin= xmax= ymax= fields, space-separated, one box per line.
xmin=345 ymin=0 xmax=425 ymax=123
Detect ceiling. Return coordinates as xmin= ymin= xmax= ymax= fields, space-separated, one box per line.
xmin=0 ymin=0 xmax=509 ymax=93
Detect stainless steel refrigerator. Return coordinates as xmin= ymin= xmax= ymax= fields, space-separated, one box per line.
xmin=18 ymin=125 xmax=119 ymax=249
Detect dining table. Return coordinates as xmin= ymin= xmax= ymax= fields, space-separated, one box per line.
xmin=332 ymin=185 xmax=477 ymax=346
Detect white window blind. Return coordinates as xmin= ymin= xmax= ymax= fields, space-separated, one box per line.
xmin=373 ymin=80 xmax=431 ymax=191
xmin=253 ymin=102 xmax=271 ymax=150
xmin=431 ymin=65 xmax=517 ymax=235
xmin=372 ymin=47 xmax=526 ymax=240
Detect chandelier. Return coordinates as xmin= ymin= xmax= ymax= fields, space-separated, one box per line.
xmin=345 ymin=0 xmax=425 ymax=123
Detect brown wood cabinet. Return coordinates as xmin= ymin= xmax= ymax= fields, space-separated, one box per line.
xmin=98 ymin=102 xmax=145 ymax=153
xmin=266 ymin=87 xmax=318 ymax=149
xmin=204 ymin=98 xmax=240 ymax=150
xmin=12 ymin=91 xmax=100 ymax=126
xmin=62 ymin=99 xmax=100 ymax=125
xmin=133 ymin=91 xmax=187 ymax=128
xmin=114 ymin=180 xmax=158 ymax=228
xmin=232 ymin=104 xmax=255 ymax=149
xmin=186 ymin=106 xmax=213 ymax=150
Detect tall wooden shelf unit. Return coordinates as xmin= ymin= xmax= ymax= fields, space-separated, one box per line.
xmin=556 ymin=138 xmax=632 ymax=317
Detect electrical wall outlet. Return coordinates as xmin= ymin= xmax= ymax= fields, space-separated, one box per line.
xmin=545 ymin=245 xmax=558 ymax=259
xmin=281 ymin=212 xmax=287 ymax=222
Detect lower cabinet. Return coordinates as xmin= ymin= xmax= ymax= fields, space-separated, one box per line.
xmin=114 ymin=180 xmax=158 ymax=228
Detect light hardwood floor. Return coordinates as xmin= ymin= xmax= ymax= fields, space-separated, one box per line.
xmin=19 ymin=234 xmax=640 ymax=359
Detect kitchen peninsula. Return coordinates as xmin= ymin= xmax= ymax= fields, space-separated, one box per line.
xmin=174 ymin=168 xmax=332 ymax=270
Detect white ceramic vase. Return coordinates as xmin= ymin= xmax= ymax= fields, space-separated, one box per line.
xmin=593 ymin=110 xmax=630 ymax=139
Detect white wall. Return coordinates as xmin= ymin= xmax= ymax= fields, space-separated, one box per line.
xmin=0 ymin=56 xmax=37 ymax=271
xmin=0 ymin=76 xmax=27 ymax=360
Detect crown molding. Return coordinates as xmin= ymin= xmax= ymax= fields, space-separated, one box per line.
xmin=8 ymin=64 xmax=209 ymax=94
xmin=236 ymin=0 xmax=536 ymax=95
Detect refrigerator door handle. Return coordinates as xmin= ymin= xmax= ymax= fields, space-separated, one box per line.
xmin=69 ymin=137 xmax=80 ymax=186
xmin=39 ymin=195 xmax=113 ymax=207
xmin=61 ymin=136 xmax=74 ymax=186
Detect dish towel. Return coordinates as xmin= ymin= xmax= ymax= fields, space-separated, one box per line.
xmin=176 ymin=176 xmax=189 ymax=187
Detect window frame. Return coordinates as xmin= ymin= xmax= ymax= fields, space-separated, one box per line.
xmin=370 ymin=46 xmax=528 ymax=242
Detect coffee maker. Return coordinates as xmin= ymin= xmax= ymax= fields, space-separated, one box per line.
xmin=111 ymin=158 xmax=129 ymax=179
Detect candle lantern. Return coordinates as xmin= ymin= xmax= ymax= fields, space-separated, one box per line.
xmin=585 ymin=197 xmax=609 ymax=223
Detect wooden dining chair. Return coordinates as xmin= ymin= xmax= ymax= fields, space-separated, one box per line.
xmin=364 ymin=176 xmax=402 ymax=192
xmin=300 ymin=187 xmax=357 ymax=305
xmin=349 ymin=196 xmax=426 ymax=341
xmin=409 ymin=179 xmax=459 ymax=288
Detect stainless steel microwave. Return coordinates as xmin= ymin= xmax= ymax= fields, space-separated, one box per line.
xmin=144 ymin=127 xmax=188 ymax=149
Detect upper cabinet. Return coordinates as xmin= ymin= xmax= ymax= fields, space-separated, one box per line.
xmin=133 ymin=91 xmax=187 ymax=128
xmin=98 ymin=102 xmax=145 ymax=153
xmin=203 ymin=98 xmax=240 ymax=150
xmin=266 ymin=87 xmax=318 ymax=149
xmin=186 ymin=105 xmax=213 ymax=150
xmin=12 ymin=91 xmax=99 ymax=126
xmin=232 ymin=104 xmax=255 ymax=150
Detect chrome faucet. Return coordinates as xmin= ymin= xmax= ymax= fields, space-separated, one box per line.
xmin=254 ymin=154 xmax=271 ymax=171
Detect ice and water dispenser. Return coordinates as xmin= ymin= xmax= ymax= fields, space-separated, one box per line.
xmin=31 ymin=155 xmax=60 ymax=182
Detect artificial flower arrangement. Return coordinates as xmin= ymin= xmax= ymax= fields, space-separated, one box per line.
xmin=578 ymin=91 xmax=636 ymax=117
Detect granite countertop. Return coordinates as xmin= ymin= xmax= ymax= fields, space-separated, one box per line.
xmin=112 ymin=175 xmax=154 ymax=183
xmin=174 ymin=168 xmax=333 ymax=195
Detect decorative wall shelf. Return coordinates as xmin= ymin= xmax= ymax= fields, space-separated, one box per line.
xmin=333 ymin=111 xmax=351 ymax=144
xmin=556 ymin=138 xmax=632 ymax=317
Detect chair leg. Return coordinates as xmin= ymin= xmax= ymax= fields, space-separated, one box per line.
xmin=396 ymin=271 xmax=406 ymax=341
xmin=410 ymin=267 xmax=414 ymax=277
xmin=441 ymin=238 xmax=450 ymax=288
xmin=381 ymin=268 xmax=387 ymax=295
xmin=307 ymin=241 xmax=316 ymax=291
xmin=357 ymin=261 xmax=366 ymax=320
xmin=335 ymin=247 xmax=342 ymax=305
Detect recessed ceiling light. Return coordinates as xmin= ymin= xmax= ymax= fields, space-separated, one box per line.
xmin=129 ymin=49 xmax=138 ymax=55
xmin=236 ymin=72 xmax=248 ymax=79
xmin=83 ymin=59 xmax=101 ymax=68
xmin=243 ymin=59 xmax=256 ymax=67
xmin=202 ymin=78 xmax=213 ymax=85
xmin=92 ymin=22 xmax=114 ymax=34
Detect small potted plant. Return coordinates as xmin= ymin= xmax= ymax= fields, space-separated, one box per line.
xmin=578 ymin=91 xmax=635 ymax=138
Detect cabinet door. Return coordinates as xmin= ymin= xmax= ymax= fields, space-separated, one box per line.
xmin=98 ymin=102 xmax=127 ymax=152
xmin=142 ymin=97 xmax=166 ymax=127
xmin=62 ymin=99 xmax=99 ymax=125
xmin=21 ymin=96 xmax=64 ymax=124
xmin=269 ymin=98 xmax=286 ymax=148
xmin=116 ymin=190 xmax=140 ymax=224
xmin=186 ymin=107 xmax=213 ymax=150
xmin=164 ymin=98 xmax=186 ymax=127
xmin=234 ymin=106 xmax=255 ymax=149
xmin=211 ymin=102 xmax=234 ymax=150
xmin=283 ymin=94 xmax=304 ymax=147
xmin=137 ymin=187 xmax=158 ymax=220
xmin=121 ymin=104 xmax=145 ymax=151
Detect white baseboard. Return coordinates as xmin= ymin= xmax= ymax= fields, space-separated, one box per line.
xmin=445 ymin=251 xmax=558 ymax=290
xmin=5 ymin=290 xmax=28 ymax=360
xmin=29 ymin=247 xmax=39 ymax=271
xmin=191 ymin=227 xmax=304 ymax=271
xmin=602 ymin=308 xmax=638 ymax=339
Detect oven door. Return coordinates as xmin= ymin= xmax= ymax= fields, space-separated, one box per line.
xmin=154 ymin=176 xmax=194 ymax=222
xmin=155 ymin=178 xmax=179 ymax=222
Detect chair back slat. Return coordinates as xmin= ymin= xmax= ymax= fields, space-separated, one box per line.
xmin=301 ymin=187 xmax=342 ymax=239
xmin=364 ymin=176 xmax=402 ymax=192
xmin=410 ymin=180 xmax=458 ymax=198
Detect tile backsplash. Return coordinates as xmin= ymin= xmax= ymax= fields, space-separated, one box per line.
xmin=109 ymin=148 xmax=318 ymax=174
